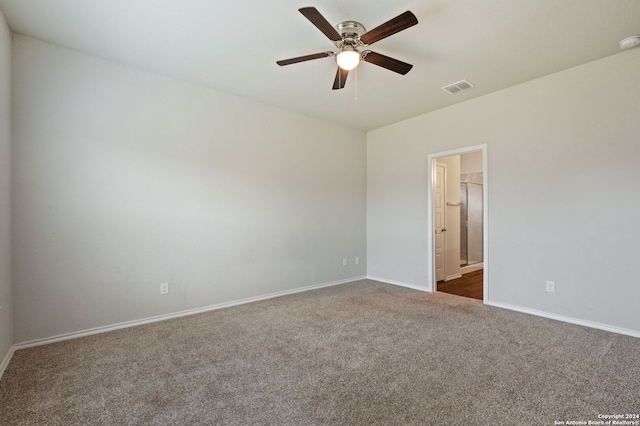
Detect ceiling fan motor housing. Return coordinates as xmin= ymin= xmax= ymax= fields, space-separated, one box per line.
xmin=335 ymin=21 xmax=366 ymax=48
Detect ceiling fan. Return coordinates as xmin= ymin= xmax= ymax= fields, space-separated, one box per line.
xmin=277 ymin=7 xmax=418 ymax=90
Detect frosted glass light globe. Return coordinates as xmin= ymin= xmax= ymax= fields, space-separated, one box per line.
xmin=336 ymin=49 xmax=360 ymax=70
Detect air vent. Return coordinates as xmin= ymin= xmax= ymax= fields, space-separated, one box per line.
xmin=442 ymin=79 xmax=475 ymax=95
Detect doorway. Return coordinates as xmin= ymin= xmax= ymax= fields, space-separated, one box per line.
xmin=427 ymin=145 xmax=488 ymax=301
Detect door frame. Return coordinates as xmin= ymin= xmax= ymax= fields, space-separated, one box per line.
xmin=427 ymin=144 xmax=489 ymax=301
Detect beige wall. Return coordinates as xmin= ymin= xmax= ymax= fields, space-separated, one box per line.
xmin=460 ymin=151 xmax=483 ymax=175
xmin=0 ymin=9 xmax=12 ymax=369
xmin=367 ymin=49 xmax=640 ymax=333
xmin=12 ymin=35 xmax=367 ymax=343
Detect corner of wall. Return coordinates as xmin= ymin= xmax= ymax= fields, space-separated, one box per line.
xmin=0 ymin=6 xmax=14 ymax=378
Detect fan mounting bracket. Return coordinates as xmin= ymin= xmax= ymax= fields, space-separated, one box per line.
xmin=334 ymin=21 xmax=366 ymax=48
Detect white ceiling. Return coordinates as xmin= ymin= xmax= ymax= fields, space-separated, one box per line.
xmin=1 ymin=0 xmax=639 ymax=131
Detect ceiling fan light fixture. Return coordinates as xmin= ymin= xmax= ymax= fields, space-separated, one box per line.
xmin=277 ymin=7 xmax=418 ymax=90
xmin=336 ymin=47 xmax=360 ymax=70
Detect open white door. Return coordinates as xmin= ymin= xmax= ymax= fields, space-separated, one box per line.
xmin=434 ymin=162 xmax=446 ymax=282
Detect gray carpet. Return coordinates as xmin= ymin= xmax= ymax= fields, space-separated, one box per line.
xmin=1 ymin=280 xmax=638 ymax=425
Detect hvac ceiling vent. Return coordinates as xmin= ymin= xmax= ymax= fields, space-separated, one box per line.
xmin=442 ymin=79 xmax=475 ymax=94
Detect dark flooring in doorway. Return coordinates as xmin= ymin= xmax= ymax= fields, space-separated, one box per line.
xmin=437 ymin=269 xmax=483 ymax=300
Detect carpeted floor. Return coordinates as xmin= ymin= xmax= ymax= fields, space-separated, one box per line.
xmin=1 ymin=280 xmax=638 ymax=425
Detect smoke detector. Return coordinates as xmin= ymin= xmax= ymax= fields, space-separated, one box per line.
xmin=619 ymin=35 xmax=640 ymax=50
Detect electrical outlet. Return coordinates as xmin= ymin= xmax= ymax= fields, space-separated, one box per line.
xmin=343 ymin=258 xmax=348 ymax=266
xmin=355 ymin=257 xmax=360 ymax=265
xmin=545 ymin=280 xmax=555 ymax=293
xmin=160 ymin=282 xmax=169 ymax=295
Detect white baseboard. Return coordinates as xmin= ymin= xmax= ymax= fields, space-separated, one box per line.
xmin=367 ymin=276 xmax=430 ymax=292
xmin=369 ymin=277 xmax=638 ymax=338
xmin=11 ymin=276 xmax=635 ymax=360
xmin=0 ymin=345 xmax=16 ymax=380
xmin=460 ymin=263 xmax=483 ymax=274
xmin=445 ymin=273 xmax=462 ymax=282
xmin=15 ymin=276 xmax=367 ymax=350
xmin=485 ymin=301 xmax=640 ymax=338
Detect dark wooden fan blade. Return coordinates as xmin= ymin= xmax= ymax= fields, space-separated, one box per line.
xmin=277 ymin=51 xmax=333 ymax=66
xmin=362 ymin=51 xmax=413 ymax=75
xmin=332 ymin=67 xmax=349 ymax=90
xmin=299 ymin=7 xmax=342 ymax=42
xmin=360 ymin=11 xmax=418 ymax=45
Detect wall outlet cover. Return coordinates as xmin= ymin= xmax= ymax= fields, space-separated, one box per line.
xmin=545 ymin=280 xmax=555 ymax=293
